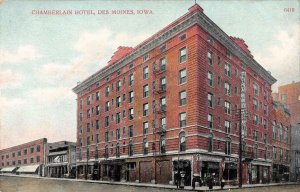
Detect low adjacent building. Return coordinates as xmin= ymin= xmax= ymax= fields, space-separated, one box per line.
xmin=271 ymin=101 xmax=291 ymax=182
xmin=0 ymin=138 xmax=47 ymax=176
xmin=45 ymin=141 xmax=76 ymax=178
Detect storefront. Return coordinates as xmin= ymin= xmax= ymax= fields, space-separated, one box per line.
xmin=223 ymin=162 xmax=237 ymax=183
xmin=16 ymin=164 xmax=41 ymax=175
xmin=0 ymin=166 xmax=18 ymax=174
xmin=100 ymin=159 xmax=125 ymax=181
xmin=201 ymin=161 xmax=220 ymax=185
xmin=172 ymin=159 xmax=191 ymax=186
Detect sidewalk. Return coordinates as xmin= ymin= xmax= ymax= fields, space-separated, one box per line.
xmin=0 ymin=174 xmax=299 ymax=191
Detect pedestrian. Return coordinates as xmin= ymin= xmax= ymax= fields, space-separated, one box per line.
xmin=221 ymin=177 xmax=225 ymax=190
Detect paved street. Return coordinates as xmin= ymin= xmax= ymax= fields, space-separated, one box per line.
xmin=0 ymin=176 xmax=183 ymax=192
xmin=0 ymin=175 xmax=299 ymax=192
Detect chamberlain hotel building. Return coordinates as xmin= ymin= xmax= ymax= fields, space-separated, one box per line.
xmin=73 ymin=4 xmax=281 ymax=185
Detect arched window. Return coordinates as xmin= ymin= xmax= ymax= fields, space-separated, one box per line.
xmin=128 ymin=141 xmax=133 ymax=156
xmin=225 ymin=138 xmax=231 ymax=155
xmin=179 ymin=132 xmax=186 ymax=152
xmin=116 ymin=143 xmax=120 ymax=157
xmin=143 ymin=139 xmax=149 ymax=155
xmin=160 ymin=135 xmax=166 ymax=154
xmin=208 ymin=134 xmax=213 ymax=152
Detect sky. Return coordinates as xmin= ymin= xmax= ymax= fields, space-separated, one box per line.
xmin=0 ymin=0 xmax=299 ymax=149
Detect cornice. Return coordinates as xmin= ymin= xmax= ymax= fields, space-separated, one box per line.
xmin=73 ymin=9 xmax=276 ymax=94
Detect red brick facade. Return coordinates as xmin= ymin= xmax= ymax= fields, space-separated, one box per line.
xmin=73 ymin=4 xmax=277 ymax=185
xmin=0 ymin=138 xmax=47 ymax=175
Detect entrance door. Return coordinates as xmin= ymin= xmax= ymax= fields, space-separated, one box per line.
xmin=156 ymin=160 xmax=171 ymax=184
xmin=140 ymin=161 xmax=152 ymax=183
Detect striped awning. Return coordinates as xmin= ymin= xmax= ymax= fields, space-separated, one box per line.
xmin=16 ymin=164 xmax=40 ymax=173
xmin=0 ymin=166 xmax=17 ymax=172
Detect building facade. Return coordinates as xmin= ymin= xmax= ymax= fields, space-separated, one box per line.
xmin=0 ymin=138 xmax=47 ymax=176
xmin=45 ymin=141 xmax=76 ymax=178
xmin=73 ymin=4 xmax=277 ymax=185
xmin=271 ymin=101 xmax=291 ymax=182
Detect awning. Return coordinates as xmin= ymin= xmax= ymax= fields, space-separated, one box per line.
xmin=49 ymin=150 xmax=67 ymax=156
xmin=0 ymin=166 xmax=17 ymax=172
xmin=16 ymin=164 xmax=40 ymax=173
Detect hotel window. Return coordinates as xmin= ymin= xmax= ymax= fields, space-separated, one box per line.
xmin=96 ymin=91 xmax=100 ymax=100
xmin=160 ymin=117 xmax=166 ymax=130
xmin=24 ymin=149 xmax=27 ymax=155
xmin=129 ymin=108 xmax=134 ymax=120
xmin=116 ymin=143 xmax=120 ymax=158
xmin=116 ymin=129 xmax=120 ymax=140
xmin=253 ymin=99 xmax=258 ymax=111
xmin=30 ymin=147 xmax=34 ymax=153
xmin=160 ymin=135 xmax=166 ymax=154
xmin=87 ymin=136 xmax=90 ymax=145
xmin=160 ymin=44 xmax=166 ymax=52
xmin=105 ymin=86 xmax=110 ymax=96
xmin=208 ymin=51 xmax=213 ymax=65
xmin=158 ymin=58 xmax=166 ymax=72
xmin=129 ymin=74 xmax=134 ymax=86
xmin=263 ymin=119 xmax=267 ymax=129
xmin=208 ymin=134 xmax=213 ymax=152
xmin=273 ymin=147 xmax=277 ymax=159
xmin=105 ymin=116 xmax=109 ymax=127
xmin=36 ymin=156 xmax=40 ymax=163
xmin=179 ymin=47 xmax=187 ymax=63
xmin=208 ymin=93 xmax=214 ymax=108
xmin=96 ymin=105 xmax=100 ymax=115
xmin=129 ymin=91 xmax=134 ymax=103
xmin=218 ymin=56 xmax=221 ymax=65
xmin=179 ymin=68 xmax=187 ymax=84
xmin=143 ymin=84 xmax=149 ymax=98
xmin=264 ymin=105 xmax=268 ymax=115
xmin=208 ymin=71 xmax=213 ymax=86
xmin=116 ymin=112 xmax=121 ymax=124
xmin=12 ymin=152 xmax=15 ymax=157
xmin=179 ymin=90 xmax=187 ymax=106
xmin=225 ymin=120 xmax=231 ymax=133
xmin=24 ymin=159 xmax=27 ymax=164
xmin=143 ymin=139 xmax=149 ymax=155
xmin=80 ymin=99 xmax=83 ymax=109
xmin=105 ymin=145 xmax=109 ymax=158
xmin=87 ymin=123 xmax=90 ymax=132
xmin=30 ymin=157 xmax=34 ymax=163
xmin=224 ymin=82 xmax=231 ymax=95
xmin=36 ymin=145 xmax=40 ymax=152
xmin=253 ymin=130 xmax=259 ymax=142
xmin=160 ymin=77 xmax=166 ymax=91
xmin=105 ymin=131 xmax=109 ymax=142
xmin=143 ymin=53 xmax=149 ymax=62
xmin=129 ymin=125 xmax=134 ymax=137
xmin=116 ymin=96 xmax=121 ymax=107
xmin=143 ymin=121 xmax=149 ymax=135
xmin=143 ymin=66 xmax=149 ymax=79
xmin=279 ymin=124 xmax=283 ymax=141
xmin=79 ymin=113 xmax=83 ymax=121
xmin=272 ymin=121 xmax=277 ymax=139
xmin=18 ymin=160 xmax=21 ymax=165
xmin=224 ymin=101 xmax=231 ymax=114
xmin=128 ymin=141 xmax=133 ymax=156
xmin=179 ymin=132 xmax=186 ymax=152
xmin=179 ymin=112 xmax=187 ymax=128
xmin=96 ymin=134 xmax=99 ymax=143
xmin=225 ymin=62 xmax=231 ymax=77
xmin=160 ymin=97 xmax=166 ymax=111
xmin=105 ymin=101 xmax=110 ymax=112
xmin=208 ymin=114 xmax=213 ymax=128
xmin=253 ymin=83 xmax=259 ymax=96
xmin=263 ymin=134 xmax=267 ymax=143
xmin=254 ymin=115 xmax=258 ymax=125
xmin=87 ymin=109 xmax=91 ymax=118
xmin=143 ymin=103 xmax=149 ymax=116
xmin=87 ymin=96 xmax=91 ymax=105
xmin=117 ymin=80 xmax=122 ymax=91
xmin=225 ymin=138 xmax=231 ymax=155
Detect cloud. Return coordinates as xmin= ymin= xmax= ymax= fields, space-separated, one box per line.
xmin=37 ymin=28 xmax=150 ymax=85
xmin=0 ymin=69 xmax=24 ymax=89
xmin=0 ymin=45 xmax=42 ymax=64
xmin=29 ymin=87 xmax=74 ymax=104
xmin=255 ymin=24 xmax=300 ymax=91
